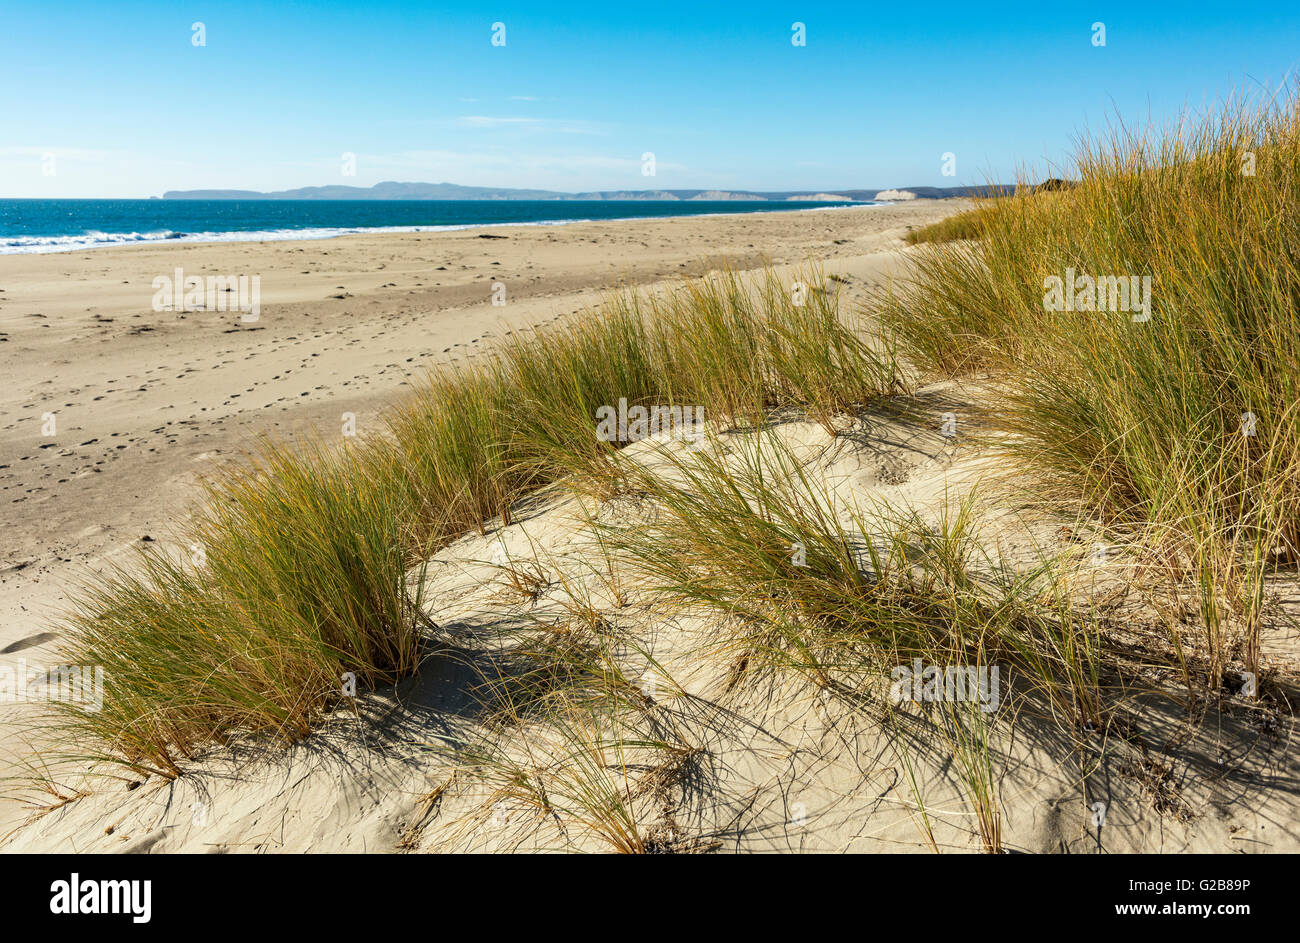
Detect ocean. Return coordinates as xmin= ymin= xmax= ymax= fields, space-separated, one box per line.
xmin=0 ymin=198 xmax=867 ymax=255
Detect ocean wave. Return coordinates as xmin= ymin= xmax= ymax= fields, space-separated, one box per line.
xmin=0 ymin=230 xmax=185 ymax=254
xmin=0 ymin=220 xmax=586 ymax=255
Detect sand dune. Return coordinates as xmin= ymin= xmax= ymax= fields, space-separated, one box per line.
xmin=7 ymin=406 xmax=1296 ymax=852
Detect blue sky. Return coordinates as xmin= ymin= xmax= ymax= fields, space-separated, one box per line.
xmin=3 ymin=1 xmax=1299 ymax=197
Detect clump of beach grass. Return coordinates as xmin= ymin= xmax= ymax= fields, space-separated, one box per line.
xmin=882 ymin=91 xmax=1300 ymax=699
xmin=49 ymin=266 xmax=898 ymax=775
xmin=53 ymin=437 xmax=426 ymax=778
xmin=588 ymin=429 xmax=1130 ymax=851
xmin=598 ymin=430 xmax=1107 ymax=732
xmin=904 ymin=203 xmax=1004 ymax=246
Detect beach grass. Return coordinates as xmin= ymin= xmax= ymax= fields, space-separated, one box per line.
xmin=55 ymin=438 xmax=426 ymax=777
xmin=904 ymin=204 xmax=1002 ymax=246
xmin=598 ymin=431 xmax=1103 ymax=729
xmin=51 ymin=267 xmax=897 ymax=774
xmin=445 ymin=581 xmax=701 ymax=853
xmin=884 ymin=92 xmax=1300 ymax=696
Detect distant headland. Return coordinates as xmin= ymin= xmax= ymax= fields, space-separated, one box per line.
xmin=160 ymin=180 xmax=1008 ymax=201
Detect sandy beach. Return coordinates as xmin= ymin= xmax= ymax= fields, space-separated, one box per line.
xmin=1 ymin=206 xmax=956 ymax=585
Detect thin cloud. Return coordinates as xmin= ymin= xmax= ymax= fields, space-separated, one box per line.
xmin=0 ymin=145 xmax=118 ymax=160
xmin=456 ymin=116 xmax=607 ymax=135
xmin=458 ymin=116 xmax=540 ymax=128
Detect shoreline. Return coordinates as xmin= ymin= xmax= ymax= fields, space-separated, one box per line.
xmin=0 ymin=200 xmax=884 ymax=256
